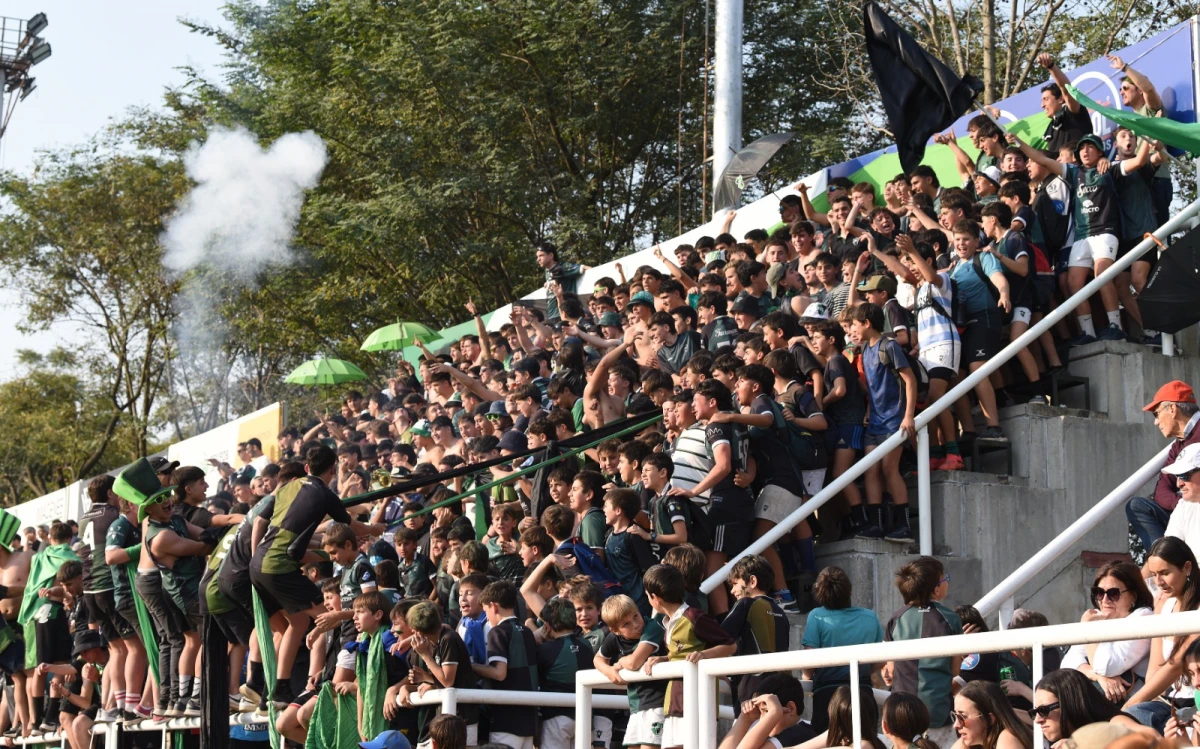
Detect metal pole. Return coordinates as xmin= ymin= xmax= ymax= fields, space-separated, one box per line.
xmin=575 ymin=682 xmax=594 ymax=749
xmin=698 ymin=668 xmax=718 ymax=749
xmin=702 ymin=197 xmax=1200 ymax=595
xmin=711 ymin=0 xmax=742 ymax=217
xmin=850 ymin=659 xmax=863 ymax=749
xmin=441 ymin=687 xmax=457 ymax=715
xmin=918 ymin=426 xmax=932 ymax=556
xmin=682 ymin=660 xmax=700 ymax=749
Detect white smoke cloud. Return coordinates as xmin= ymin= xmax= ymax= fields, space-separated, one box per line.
xmin=162 ymin=126 xmax=328 ymax=277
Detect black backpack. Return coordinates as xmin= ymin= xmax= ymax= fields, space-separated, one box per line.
xmin=876 ymin=339 xmax=931 ymax=405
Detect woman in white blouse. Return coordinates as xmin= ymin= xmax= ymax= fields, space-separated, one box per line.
xmin=1062 ymin=561 xmax=1154 ymax=703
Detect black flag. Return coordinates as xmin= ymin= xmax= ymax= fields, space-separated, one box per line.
xmin=1139 ymin=226 xmax=1200 ymax=334
xmin=863 ymin=1 xmax=983 ymax=172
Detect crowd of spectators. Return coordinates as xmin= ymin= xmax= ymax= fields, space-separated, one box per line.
xmin=0 ymin=52 xmax=1191 ymax=749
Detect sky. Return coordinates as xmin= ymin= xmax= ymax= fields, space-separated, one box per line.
xmin=0 ymin=0 xmax=228 ymax=379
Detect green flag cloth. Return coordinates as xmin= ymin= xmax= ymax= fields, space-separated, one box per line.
xmin=1066 ymin=84 xmax=1200 ymax=156
xmin=124 ymin=563 xmax=161 ymax=682
xmin=355 ymin=629 xmax=388 ymax=741
xmin=252 ymin=589 xmax=282 ymax=749
xmin=303 ymin=682 xmax=360 ymax=749
xmin=19 ymin=543 xmax=79 ymax=669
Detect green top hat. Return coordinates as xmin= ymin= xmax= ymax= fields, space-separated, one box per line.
xmin=113 ymin=458 xmax=175 ymax=523
xmin=0 ymin=510 xmax=20 ymax=551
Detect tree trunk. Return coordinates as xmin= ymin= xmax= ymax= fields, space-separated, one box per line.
xmin=981 ymin=0 xmax=996 ymax=103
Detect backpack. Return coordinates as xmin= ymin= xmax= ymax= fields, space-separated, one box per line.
xmin=554 ymin=538 xmax=624 ymax=599
xmin=763 ymin=396 xmax=827 ymax=472
xmin=876 ymin=338 xmax=931 ymax=405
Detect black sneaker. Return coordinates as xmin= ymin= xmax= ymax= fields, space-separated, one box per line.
xmin=1068 ymin=332 xmax=1097 ymax=347
xmin=978 ymin=425 xmax=1007 ymax=440
xmin=1097 ymin=324 xmax=1125 ymax=341
xmin=885 ymin=506 xmax=915 ymax=543
xmin=855 ymin=523 xmax=885 ymax=539
xmin=270 ymin=682 xmax=294 ymax=712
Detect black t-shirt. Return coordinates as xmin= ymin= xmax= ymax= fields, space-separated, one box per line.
xmin=824 ymin=234 xmax=861 ymax=263
xmin=702 ymin=316 xmax=739 ymax=352
xmin=749 ymin=395 xmax=805 ymax=495
xmin=788 ymin=344 xmax=822 ymax=385
xmin=255 ymin=476 xmax=351 ymax=574
xmin=702 ymin=420 xmax=753 ymax=519
xmin=657 ymin=331 xmax=702 ymax=375
xmin=81 ymin=503 xmax=120 ymax=593
xmin=536 ymin=633 xmax=595 ymax=718
xmin=409 ymin=625 xmax=480 ymax=736
xmin=823 ymin=353 xmax=867 ymax=427
xmin=175 ymin=502 xmax=213 ymax=530
xmin=772 ymin=721 xmax=819 ymax=748
xmin=223 ymin=497 xmax=275 ymax=580
xmin=1043 ymin=105 xmax=1093 ymax=153
xmin=485 ymin=618 xmax=539 ymax=735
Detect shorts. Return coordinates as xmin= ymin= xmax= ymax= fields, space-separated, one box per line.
xmin=593 ymin=714 xmax=613 ymax=748
xmin=1054 ymin=246 xmax=1071 ymax=275
xmin=177 ymin=592 xmax=201 ymax=632
xmin=35 ymin=614 xmax=70 ymax=665
xmin=1068 ymin=233 xmax=1118 ymax=269
xmin=623 ymin=706 xmax=664 ymax=746
xmin=800 ymin=469 xmax=825 ymax=497
xmin=962 ymin=317 xmax=1003 ymax=365
xmin=1118 ymin=236 xmax=1156 ymax=262
xmin=85 ymin=590 xmax=132 ymax=642
xmin=250 ymin=568 xmax=322 ymax=617
xmin=418 ymin=725 xmax=478 ymax=749
xmin=292 ymin=688 xmax=317 ymax=708
xmin=59 ymin=695 xmax=97 ymax=721
xmin=918 ymin=341 xmax=961 ymax=376
xmin=659 ymin=714 xmax=686 ymax=748
xmin=214 ymin=607 xmax=253 ymax=647
xmin=1008 ymin=306 xmax=1033 ymax=326
xmin=829 ymin=423 xmax=864 ymax=452
xmin=864 ymin=429 xmax=899 ymax=450
xmin=217 ymin=572 xmax=254 ymax=618
xmin=335 ymin=649 xmax=356 ymax=672
xmin=0 ymin=634 xmax=24 ymax=676
xmin=488 ymin=732 xmax=534 ymax=749
xmin=114 ymin=599 xmax=143 ymax=641
xmin=1033 ymin=275 xmax=1056 ymax=314
xmin=540 ymin=715 xmax=575 ymax=749
xmin=755 ymin=485 xmax=803 ymax=525
xmin=708 ymin=520 xmax=751 ymax=557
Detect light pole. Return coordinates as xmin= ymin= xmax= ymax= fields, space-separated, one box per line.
xmin=0 ymin=12 xmax=50 ymax=141
xmin=711 ymin=0 xmax=742 ymax=219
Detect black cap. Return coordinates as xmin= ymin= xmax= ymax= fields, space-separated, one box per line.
xmin=149 ymin=456 xmax=180 ymax=476
xmin=730 ymin=296 xmax=761 ymax=317
xmin=497 ymin=430 xmax=528 ymax=453
xmin=72 ymin=629 xmax=104 ymax=658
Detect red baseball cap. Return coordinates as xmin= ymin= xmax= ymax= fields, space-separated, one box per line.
xmin=1143 ymin=380 xmax=1197 ymax=412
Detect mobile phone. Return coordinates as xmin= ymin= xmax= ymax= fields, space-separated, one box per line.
xmin=1179 ymin=706 xmax=1197 ymax=723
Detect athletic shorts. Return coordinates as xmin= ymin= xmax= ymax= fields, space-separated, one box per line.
xmin=1068 ymin=233 xmax=1118 ymax=269
xmin=36 ymin=614 xmax=70 ymax=665
xmin=217 ymin=572 xmax=254 ymax=618
xmin=592 ymin=714 xmax=613 ymax=748
xmin=1118 ymin=236 xmax=1156 ymax=262
xmin=59 ymin=695 xmax=97 ymax=721
xmin=1033 ymin=275 xmax=1056 ymax=314
xmin=962 ymin=317 xmax=1003 ymax=365
xmin=0 ymin=632 xmax=24 ymax=676
xmin=918 ymin=341 xmax=961 ymax=377
xmin=755 ymin=485 xmax=803 ymax=525
xmin=539 ymin=715 xmax=575 ymax=749
xmin=114 ymin=599 xmax=143 ymax=640
xmin=214 ymin=607 xmax=253 ymax=647
xmin=659 ymin=715 xmax=687 ymax=748
xmin=292 ymin=688 xmax=318 ymax=709
xmin=801 ymin=469 xmax=825 ymax=497
xmin=488 ymin=733 xmax=533 ymax=749
xmin=250 ymin=568 xmax=322 ymax=617
xmin=708 ymin=520 xmax=750 ymax=557
xmin=85 ymin=589 xmax=134 ymax=642
xmin=827 ymin=423 xmax=864 ymax=453
xmin=1007 ymin=306 xmax=1033 ymax=326
xmin=623 ymin=707 xmax=664 ymax=746
xmin=864 ymin=429 xmax=899 ymax=450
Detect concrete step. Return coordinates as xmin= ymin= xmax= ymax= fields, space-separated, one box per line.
xmin=814 ymin=539 xmax=982 ymax=617
xmin=1066 ymin=338 xmax=1200 ymax=423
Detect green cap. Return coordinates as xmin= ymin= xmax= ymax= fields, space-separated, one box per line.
xmin=0 ymin=510 xmax=20 ymax=551
xmin=113 ymin=458 xmax=175 ymax=523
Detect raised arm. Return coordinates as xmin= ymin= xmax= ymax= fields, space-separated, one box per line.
xmin=433 ymin=362 xmax=501 ymax=402
xmin=719 ymin=209 xmax=736 ymax=236
xmin=1007 ymin=133 xmax=1067 ymax=178
xmin=935 ymin=130 xmax=976 ymax=177
xmin=653 ymin=246 xmax=697 ymax=290
xmin=1039 ymin=54 xmax=1082 ymax=114
xmin=466 ymin=298 xmax=492 ymax=362
xmin=1109 ymin=55 xmax=1163 ymax=112
xmin=895 ymin=234 xmax=940 ymax=287
xmin=796 ymin=182 xmax=830 ymax=226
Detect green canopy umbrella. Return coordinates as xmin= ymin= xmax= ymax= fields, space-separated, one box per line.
xmin=360 ymin=321 xmax=442 ymax=352
xmin=284 ymin=357 xmax=368 ymax=386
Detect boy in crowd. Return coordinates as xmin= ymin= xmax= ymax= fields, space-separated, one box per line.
xmin=570 ymin=470 xmax=608 ymax=559
xmin=455 ymin=573 xmax=492 ymax=668
xmin=851 ymin=303 xmax=918 ymax=541
xmin=603 ymin=489 xmax=657 ymax=615
xmin=349 ymin=591 xmax=405 ymax=743
xmin=720 ymin=555 xmax=789 ymax=703
xmin=536 ymin=597 xmax=596 ymax=749
xmin=400 ymin=601 xmax=480 ymax=749
xmin=473 ymin=581 xmax=540 ymax=749
xmin=596 ymin=593 xmax=667 ymax=749
xmin=717 ymin=673 xmax=816 ymax=749
xmin=320 ymin=522 xmax=378 ymax=680
xmin=630 ymin=453 xmax=690 ymax=561
xmin=394 ymin=527 xmax=435 ymax=599
xmin=486 ymin=503 xmax=525 ymax=582
xmin=884 ymin=557 xmax=964 ymax=746
xmin=642 ymin=564 xmax=736 ymax=749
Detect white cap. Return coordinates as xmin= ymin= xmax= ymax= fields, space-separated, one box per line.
xmin=978 ymin=165 xmax=1003 ymax=187
xmin=1162 ymin=443 xmax=1200 ymax=476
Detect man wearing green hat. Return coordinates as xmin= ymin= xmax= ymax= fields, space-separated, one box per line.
xmin=250 ymin=443 xmax=384 ymax=709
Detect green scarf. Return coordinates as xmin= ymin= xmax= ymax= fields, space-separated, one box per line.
xmin=19 ymin=543 xmax=79 ymax=670
xmin=303 ymin=682 xmax=360 ymax=749
xmin=252 ymin=588 xmax=282 ymax=749
xmin=355 ymin=628 xmax=388 ymax=741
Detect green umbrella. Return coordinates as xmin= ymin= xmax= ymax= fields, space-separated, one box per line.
xmin=360 ymin=321 xmax=442 ymax=352
xmin=284 ymin=358 xmax=368 ymax=386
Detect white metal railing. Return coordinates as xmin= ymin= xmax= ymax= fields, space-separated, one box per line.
xmin=693 ymin=608 xmax=1200 ymax=749
xmin=702 ymin=196 xmax=1200 ymax=593
xmin=975 ymin=443 xmax=1173 ymax=621
xmin=576 ymin=659 xmax=693 ymax=749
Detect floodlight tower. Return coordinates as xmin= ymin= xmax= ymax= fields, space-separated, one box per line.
xmin=0 ymin=12 xmax=49 ymax=141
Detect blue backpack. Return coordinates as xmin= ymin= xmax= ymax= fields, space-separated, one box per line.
xmin=554 ymin=538 xmax=624 ymax=599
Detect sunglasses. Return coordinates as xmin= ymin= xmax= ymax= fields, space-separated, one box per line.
xmin=1092 ymin=586 xmax=1127 ymax=602
xmin=1028 ymin=702 xmax=1060 ymax=720
xmin=950 ymin=711 xmax=982 ymax=724
xmin=1179 ymin=470 xmax=1197 ymax=483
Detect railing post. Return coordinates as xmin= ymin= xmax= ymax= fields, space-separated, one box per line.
xmin=998 ymin=598 xmax=1014 ymax=630
xmin=106 ymin=722 xmax=120 ymax=749
xmin=441 ymin=687 xmax=457 ymax=716
xmin=918 ymin=426 xmax=932 ymax=556
xmin=575 ymin=681 xmax=594 ymax=749
xmin=698 ymin=665 xmax=718 ymax=749
xmin=681 ymin=660 xmax=699 ymax=749
xmin=850 ymin=659 xmax=862 ymax=749
xmin=1033 ymin=644 xmax=1045 ymax=749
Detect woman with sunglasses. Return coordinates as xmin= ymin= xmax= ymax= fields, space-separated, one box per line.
xmin=1122 ymin=537 xmax=1200 ymax=732
xmin=948 ymin=681 xmax=1031 ymax=749
xmin=1061 ymin=561 xmax=1155 ymax=702
xmin=1030 ymin=668 xmax=1145 ymax=745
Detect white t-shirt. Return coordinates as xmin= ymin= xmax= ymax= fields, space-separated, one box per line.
xmin=1166 ymin=499 xmax=1200 ymax=563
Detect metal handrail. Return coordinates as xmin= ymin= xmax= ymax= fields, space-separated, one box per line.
xmin=692 ymin=608 xmax=1200 ymax=749
xmin=975 ymin=443 xmax=1174 ymax=619
xmin=702 ymin=196 xmax=1200 ymax=593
